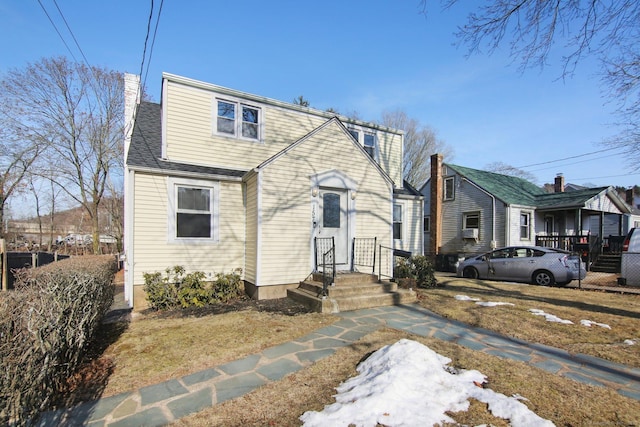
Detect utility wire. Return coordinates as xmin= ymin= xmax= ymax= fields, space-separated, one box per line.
xmin=36 ymin=0 xmax=79 ymax=63
xmin=142 ymin=0 xmax=164 ymax=92
xmin=515 ymin=148 xmax=619 ymax=169
xmin=52 ymin=0 xmax=92 ymax=70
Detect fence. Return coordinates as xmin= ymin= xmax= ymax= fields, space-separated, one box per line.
xmin=1 ymin=239 xmax=71 ymax=290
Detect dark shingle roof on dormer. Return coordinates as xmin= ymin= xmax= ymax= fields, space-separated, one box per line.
xmin=127 ymin=101 xmax=246 ymax=178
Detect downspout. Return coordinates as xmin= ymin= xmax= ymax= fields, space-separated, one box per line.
xmin=462 ymin=178 xmax=496 ymax=248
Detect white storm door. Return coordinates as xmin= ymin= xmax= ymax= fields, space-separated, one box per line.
xmin=318 ymin=188 xmax=349 ymax=265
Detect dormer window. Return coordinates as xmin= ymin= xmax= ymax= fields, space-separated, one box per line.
xmin=348 ymin=126 xmax=377 ymax=160
xmin=215 ymin=98 xmax=261 ymax=141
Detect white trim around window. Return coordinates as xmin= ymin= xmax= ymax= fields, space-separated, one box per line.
xmin=393 ymin=203 xmax=404 ymax=241
xmin=443 ymin=176 xmax=455 ymax=201
xmin=520 ymin=211 xmax=532 ymax=240
xmin=347 ymin=125 xmax=378 ymax=160
xmin=214 ymin=96 xmax=263 ymax=142
xmin=168 ymin=177 xmax=219 ymax=244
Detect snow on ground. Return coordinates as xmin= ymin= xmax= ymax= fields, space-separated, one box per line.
xmin=300 ymin=339 xmax=555 ymax=427
xmin=624 ymin=339 xmax=637 ymax=345
xmin=476 ymin=301 xmax=516 ymax=307
xmin=580 ymin=319 xmax=611 ymax=329
xmin=455 ymin=294 xmax=481 ymax=301
xmin=528 ymin=309 xmax=574 ymax=324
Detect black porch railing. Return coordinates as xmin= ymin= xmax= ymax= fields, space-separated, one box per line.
xmin=352 ymin=237 xmax=376 ymax=273
xmin=314 ymin=237 xmax=335 ymax=297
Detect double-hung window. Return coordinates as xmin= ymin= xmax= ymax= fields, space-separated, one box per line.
xmin=520 ymin=212 xmax=531 ymax=240
xmin=364 ymin=133 xmax=376 ymax=158
xmin=443 ymin=177 xmax=455 ymax=200
xmin=169 ymin=178 xmax=219 ymax=243
xmin=393 ymin=204 xmax=403 ymax=240
xmin=215 ymin=99 xmax=261 ymax=141
xmin=347 ymin=127 xmax=377 ymax=160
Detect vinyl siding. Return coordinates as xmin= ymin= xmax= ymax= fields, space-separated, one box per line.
xmin=394 ymin=197 xmax=423 ymax=255
xmin=163 ymin=79 xmax=403 ymax=186
xmin=506 ymin=206 xmax=536 ymax=246
xmin=244 ymin=173 xmax=258 ymax=283
xmin=439 ymin=175 xmax=506 ymax=255
xmin=131 ymin=172 xmax=245 ymax=287
xmin=257 ymin=121 xmax=392 ymax=286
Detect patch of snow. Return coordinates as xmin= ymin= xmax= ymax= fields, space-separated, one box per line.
xmin=300 ymin=339 xmax=555 ymax=427
xmin=624 ymin=339 xmax=636 ymax=345
xmin=455 ymin=294 xmax=481 ymax=301
xmin=476 ymin=301 xmax=516 ymax=307
xmin=580 ymin=320 xmax=611 ymax=329
xmin=529 ymin=309 xmax=573 ymax=324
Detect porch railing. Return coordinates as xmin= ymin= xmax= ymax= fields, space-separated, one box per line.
xmin=314 ymin=237 xmax=335 ymax=297
xmin=352 ymin=237 xmax=376 ymax=273
xmin=377 ymin=245 xmax=412 ymax=282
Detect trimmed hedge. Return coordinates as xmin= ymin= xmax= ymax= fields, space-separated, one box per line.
xmin=0 ymin=256 xmax=116 ymax=426
xmin=144 ymin=266 xmax=244 ymax=310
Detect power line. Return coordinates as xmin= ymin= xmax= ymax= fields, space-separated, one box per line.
xmin=36 ymin=0 xmax=79 ymax=63
xmin=515 ymin=148 xmax=618 ymax=169
xmin=142 ymin=0 xmax=164 ymax=92
xmin=51 ymin=0 xmax=92 ymax=70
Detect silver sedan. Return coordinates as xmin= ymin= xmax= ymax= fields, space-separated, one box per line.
xmin=456 ymin=246 xmax=586 ymax=286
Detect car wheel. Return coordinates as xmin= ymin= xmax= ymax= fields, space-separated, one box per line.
xmin=463 ymin=267 xmax=479 ymax=279
xmin=533 ymin=270 xmax=554 ymax=286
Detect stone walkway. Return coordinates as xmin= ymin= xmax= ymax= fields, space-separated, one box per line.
xmin=39 ymin=303 xmax=640 ymax=426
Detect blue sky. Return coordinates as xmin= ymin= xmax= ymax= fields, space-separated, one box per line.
xmin=2 ymin=0 xmax=638 ymax=189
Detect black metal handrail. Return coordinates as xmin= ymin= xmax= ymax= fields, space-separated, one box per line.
xmin=315 ymin=237 xmax=335 ymax=297
xmin=352 ymin=237 xmax=376 ymax=273
xmin=322 ymin=245 xmax=335 ymax=297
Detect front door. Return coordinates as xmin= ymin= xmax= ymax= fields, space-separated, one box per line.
xmin=318 ymin=188 xmax=349 ymax=266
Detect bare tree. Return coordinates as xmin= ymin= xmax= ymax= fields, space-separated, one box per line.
xmin=0 ymin=127 xmax=42 ymax=238
xmin=0 ymin=57 xmax=124 ymax=253
xmin=292 ymin=95 xmax=310 ymax=107
xmin=484 ymin=161 xmax=537 ymax=183
xmin=423 ymin=0 xmax=640 ymax=168
xmin=380 ymin=109 xmax=453 ymax=188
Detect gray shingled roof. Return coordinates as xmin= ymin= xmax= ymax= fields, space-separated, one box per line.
xmin=127 ymin=102 xmax=246 ymax=178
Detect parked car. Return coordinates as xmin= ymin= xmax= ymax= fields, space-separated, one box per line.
xmin=457 ymin=246 xmax=586 ymax=286
xmin=618 ymin=228 xmax=640 ymax=286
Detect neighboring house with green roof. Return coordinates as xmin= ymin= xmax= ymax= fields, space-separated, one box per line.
xmin=421 ymin=154 xmax=632 ymax=270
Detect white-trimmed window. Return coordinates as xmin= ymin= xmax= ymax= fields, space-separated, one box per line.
xmin=393 ymin=204 xmax=403 ymax=240
xmin=363 ymin=133 xmax=376 ymax=158
xmin=215 ymin=99 xmax=261 ymax=141
xmin=168 ymin=178 xmax=219 ymax=242
xmin=463 ymin=212 xmax=479 ymax=229
xmin=520 ymin=212 xmax=531 ymax=240
xmin=443 ymin=176 xmax=455 ymax=200
xmin=347 ymin=126 xmax=377 ymax=160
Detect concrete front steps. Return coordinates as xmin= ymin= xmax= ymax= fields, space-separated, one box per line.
xmin=287 ymin=272 xmax=417 ymax=313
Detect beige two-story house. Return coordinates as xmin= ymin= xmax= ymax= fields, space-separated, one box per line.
xmin=123 ymin=73 xmax=423 ymax=309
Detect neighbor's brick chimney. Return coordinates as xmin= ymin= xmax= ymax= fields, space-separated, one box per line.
xmin=554 ymin=173 xmax=565 ymax=193
xmin=429 ymin=154 xmax=443 ymax=256
xmin=626 ymin=188 xmax=634 ymax=205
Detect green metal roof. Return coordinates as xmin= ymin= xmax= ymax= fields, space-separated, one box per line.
xmin=446 ymin=164 xmax=617 ymax=210
xmin=446 ymin=164 xmax=545 ymax=206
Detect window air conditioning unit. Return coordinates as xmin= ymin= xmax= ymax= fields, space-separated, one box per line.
xmin=462 ymin=228 xmax=479 ymax=239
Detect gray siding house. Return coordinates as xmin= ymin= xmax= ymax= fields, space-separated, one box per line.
xmin=422 ymin=154 xmax=632 ymax=270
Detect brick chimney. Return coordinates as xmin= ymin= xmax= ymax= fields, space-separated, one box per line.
xmin=429 ymin=154 xmax=443 ymax=256
xmin=626 ymin=188 xmax=634 ymax=205
xmin=554 ymin=173 xmax=565 ymax=193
